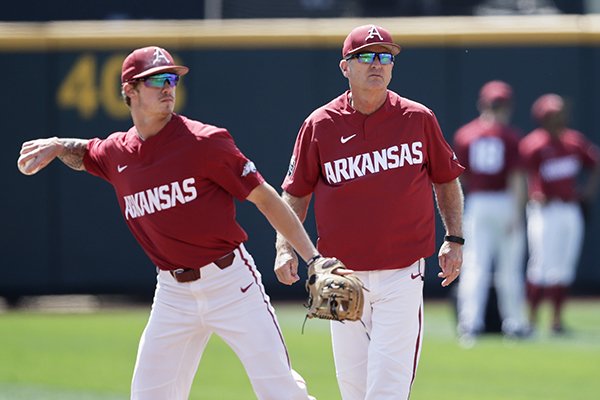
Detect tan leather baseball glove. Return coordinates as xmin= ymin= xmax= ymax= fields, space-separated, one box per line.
xmin=305 ymin=256 xmax=364 ymax=321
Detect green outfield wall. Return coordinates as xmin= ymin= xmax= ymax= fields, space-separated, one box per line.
xmin=2 ymin=16 xmax=600 ymax=301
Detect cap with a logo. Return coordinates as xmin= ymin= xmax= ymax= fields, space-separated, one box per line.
xmin=121 ymin=46 xmax=189 ymax=83
xmin=479 ymin=80 xmax=513 ymax=106
xmin=531 ymin=93 xmax=564 ymax=122
xmin=342 ymin=25 xmax=401 ymax=58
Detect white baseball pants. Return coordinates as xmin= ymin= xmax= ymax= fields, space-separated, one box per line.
xmin=131 ymin=244 xmax=312 ymax=400
xmin=457 ymin=192 xmax=529 ymax=335
xmin=526 ymin=200 xmax=584 ymax=286
xmin=330 ymin=259 xmax=424 ymax=400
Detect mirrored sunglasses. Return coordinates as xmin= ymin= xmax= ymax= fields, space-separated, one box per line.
xmin=346 ymin=52 xmax=394 ymax=65
xmin=140 ymin=73 xmax=180 ymax=88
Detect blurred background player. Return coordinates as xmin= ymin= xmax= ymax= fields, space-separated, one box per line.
xmin=520 ymin=93 xmax=600 ymax=334
xmin=454 ymin=80 xmax=530 ymax=343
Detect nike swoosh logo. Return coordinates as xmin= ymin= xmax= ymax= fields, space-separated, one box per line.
xmin=340 ymin=134 xmax=357 ymax=144
xmin=411 ymin=273 xmax=423 ymax=280
xmin=240 ymin=282 xmax=254 ymax=293
xmin=117 ymin=165 xmax=128 ymax=173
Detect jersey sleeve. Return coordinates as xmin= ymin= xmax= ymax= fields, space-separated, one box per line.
xmin=518 ymin=134 xmax=537 ymax=169
xmin=452 ymin=126 xmax=470 ymax=171
xmin=425 ymin=111 xmax=465 ymax=183
xmin=83 ymin=137 xmax=112 ymax=182
xmin=202 ymin=129 xmax=264 ymax=200
xmin=573 ymin=130 xmax=600 ymax=168
xmin=281 ymin=119 xmax=321 ymax=197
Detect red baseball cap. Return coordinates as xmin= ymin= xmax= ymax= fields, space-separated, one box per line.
xmin=479 ymin=80 xmax=513 ymax=105
xmin=342 ymin=24 xmax=401 ymax=58
xmin=531 ymin=93 xmax=564 ymax=122
xmin=121 ymin=46 xmax=189 ymax=83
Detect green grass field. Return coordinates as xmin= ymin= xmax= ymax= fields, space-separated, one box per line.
xmin=0 ymin=299 xmax=599 ymax=399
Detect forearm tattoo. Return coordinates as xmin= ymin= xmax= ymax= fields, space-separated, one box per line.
xmin=57 ymin=139 xmax=89 ymax=171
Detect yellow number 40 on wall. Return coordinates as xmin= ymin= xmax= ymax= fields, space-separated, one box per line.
xmin=57 ymin=53 xmax=186 ymax=120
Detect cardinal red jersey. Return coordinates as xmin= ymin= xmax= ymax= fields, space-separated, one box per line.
xmin=283 ymin=90 xmax=464 ymax=271
xmin=453 ymin=118 xmax=522 ymax=193
xmin=519 ymin=128 xmax=600 ymax=201
xmin=83 ymin=114 xmax=264 ymax=270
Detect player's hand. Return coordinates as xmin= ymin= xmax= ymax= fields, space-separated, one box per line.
xmin=274 ymin=249 xmax=300 ymax=285
xmin=437 ymin=241 xmax=463 ymax=287
xmin=17 ymin=137 xmax=62 ymax=175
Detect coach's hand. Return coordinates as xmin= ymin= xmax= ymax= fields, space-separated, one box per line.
xmin=438 ymin=241 xmax=463 ymax=287
xmin=275 ymin=249 xmax=300 ymax=285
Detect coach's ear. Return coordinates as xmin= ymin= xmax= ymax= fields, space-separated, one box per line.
xmin=123 ymin=82 xmax=137 ymax=98
xmin=339 ymin=59 xmax=349 ymax=78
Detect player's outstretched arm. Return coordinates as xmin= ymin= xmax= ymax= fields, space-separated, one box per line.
xmin=247 ymin=183 xmax=319 ymax=285
xmin=17 ymin=137 xmax=89 ymax=175
xmin=433 ymin=178 xmax=464 ymax=287
xmin=273 ymin=191 xmax=313 ymax=285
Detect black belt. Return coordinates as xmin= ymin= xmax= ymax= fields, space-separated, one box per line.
xmin=169 ymin=251 xmax=236 ymax=283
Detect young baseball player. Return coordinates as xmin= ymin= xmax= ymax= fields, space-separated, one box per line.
xmin=17 ymin=46 xmax=322 ymax=400
xmin=274 ymin=25 xmax=465 ymax=400
xmin=454 ymin=80 xmax=530 ymax=343
xmin=520 ymin=93 xmax=600 ymax=334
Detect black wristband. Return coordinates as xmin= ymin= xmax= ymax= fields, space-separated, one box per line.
xmin=444 ymin=235 xmax=465 ymax=245
xmin=307 ymin=254 xmax=322 ymax=266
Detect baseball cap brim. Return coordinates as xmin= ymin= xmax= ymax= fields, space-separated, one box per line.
xmin=345 ymin=42 xmax=402 ymax=57
xmin=130 ymin=65 xmax=189 ymax=80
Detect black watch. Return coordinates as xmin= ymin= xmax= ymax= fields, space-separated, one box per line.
xmin=444 ymin=235 xmax=465 ymax=245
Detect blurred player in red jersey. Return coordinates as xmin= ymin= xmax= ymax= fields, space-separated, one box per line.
xmin=454 ymin=81 xmax=530 ymax=344
xmin=275 ymin=25 xmax=465 ymax=400
xmin=17 ymin=46 xmax=320 ymax=400
xmin=520 ymin=94 xmax=600 ymax=334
